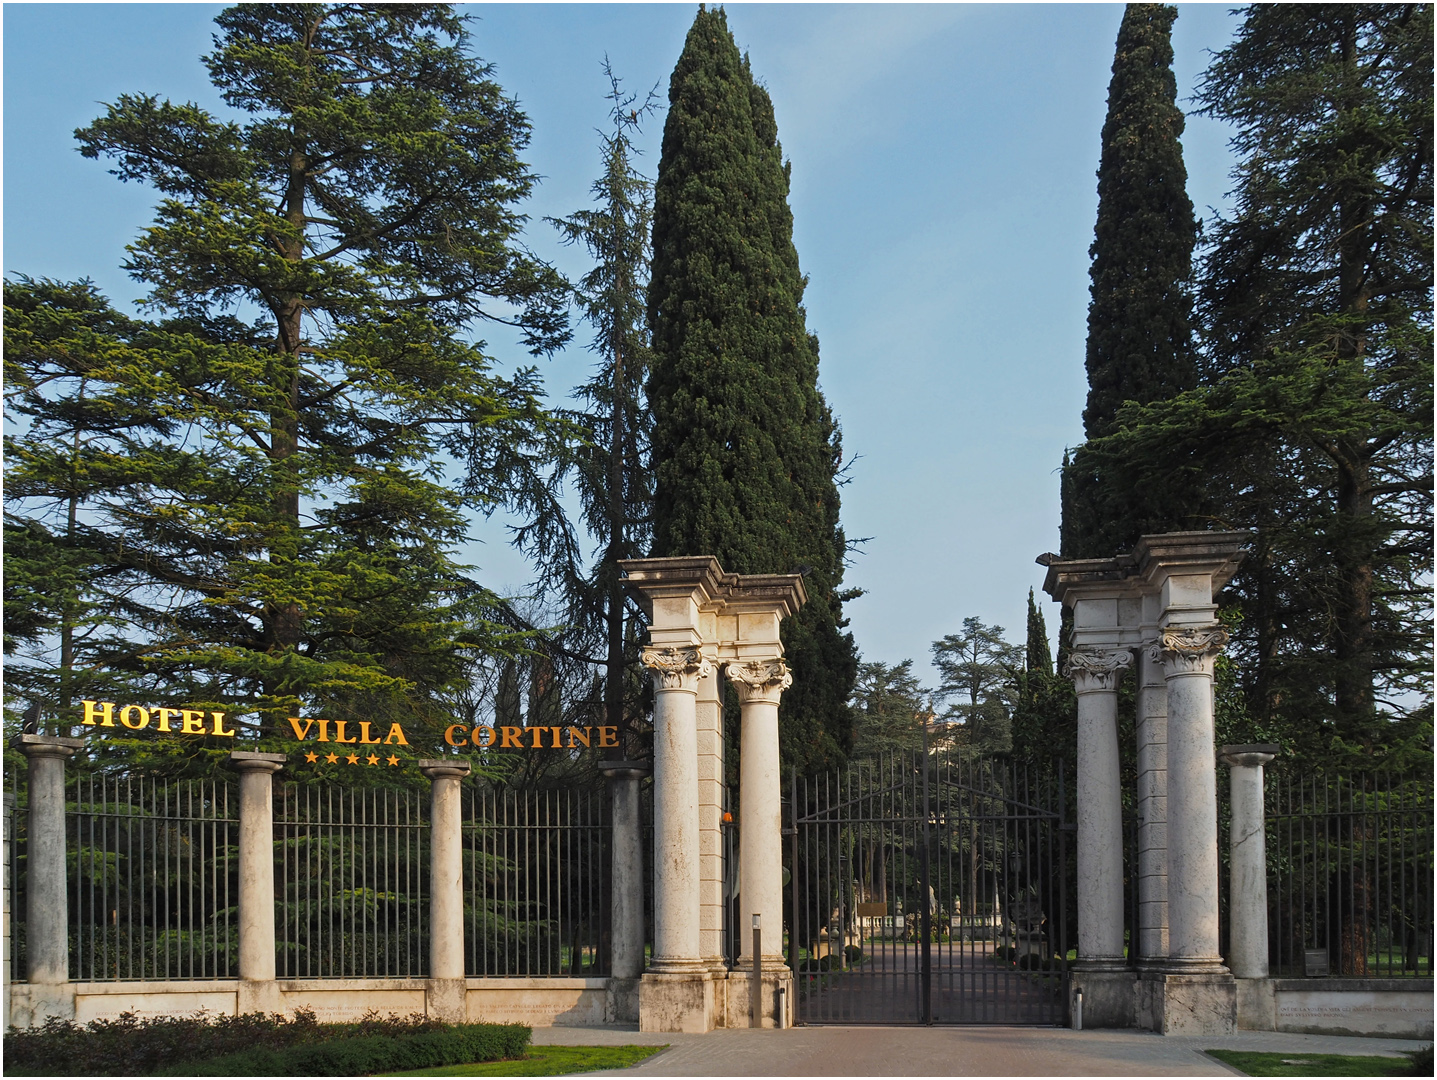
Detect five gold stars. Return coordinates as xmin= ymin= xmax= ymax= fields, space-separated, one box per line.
xmin=299 ymin=748 xmax=408 ymax=767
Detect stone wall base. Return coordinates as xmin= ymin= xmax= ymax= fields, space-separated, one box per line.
xmin=6 ymin=978 xmax=612 ymax=1030
xmin=1070 ymin=968 xmax=1135 ymax=1028
xmin=1241 ymin=979 xmax=1434 ymax=1040
xmin=1136 ymin=971 xmax=1236 ymax=1036
xmin=638 ymin=970 xmax=719 ymax=1033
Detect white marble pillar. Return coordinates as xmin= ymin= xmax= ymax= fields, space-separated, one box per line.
xmin=421 ymin=758 xmax=470 ymax=1021
xmin=1065 ymin=649 xmax=1131 ymax=966
xmin=1157 ymin=626 xmax=1230 ymax=970
xmin=641 ymin=646 xmax=710 ymax=972
xmin=1220 ymin=745 xmax=1277 ymax=979
xmin=231 ymin=749 xmax=288 ymax=1013
xmin=727 ymin=659 xmax=791 ymax=967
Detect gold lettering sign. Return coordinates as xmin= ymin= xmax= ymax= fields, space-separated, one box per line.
xmin=81 ymin=701 xmax=235 ymax=737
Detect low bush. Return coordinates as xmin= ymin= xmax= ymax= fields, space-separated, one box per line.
xmin=5 ymin=1008 xmax=527 ymax=1078
xmin=843 ymin=944 xmax=864 ymax=964
xmin=172 ymin=1024 xmax=531 ymax=1077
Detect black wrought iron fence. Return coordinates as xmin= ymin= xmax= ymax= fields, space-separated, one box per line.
xmin=462 ymin=784 xmax=610 ymax=977
xmin=67 ymin=774 xmax=239 ymax=981
xmin=8 ymin=777 xmax=27 ymax=980
xmin=274 ymin=782 xmax=429 ymax=979
xmin=1264 ymin=770 xmax=1432 ymax=978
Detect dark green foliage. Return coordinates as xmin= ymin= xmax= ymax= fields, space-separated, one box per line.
xmin=1085 ymin=4 xmax=1433 ymax=760
xmin=510 ymin=66 xmax=660 ymax=761
xmin=1010 ymin=590 xmax=1077 ymax=768
xmin=5 ymin=5 xmax=567 ymax=751
xmin=931 ymin=617 xmax=1022 ymax=755
xmin=172 ymin=1025 xmax=530 ymax=1076
xmin=849 ymin=660 xmax=929 ymax=760
xmin=646 ymin=7 xmax=857 ymax=772
xmin=1062 ymin=3 xmax=1200 ymax=559
xmin=4 ymin=1008 xmax=526 ymax=1078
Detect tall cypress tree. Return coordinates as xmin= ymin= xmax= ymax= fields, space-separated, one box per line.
xmin=647 ymin=6 xmax=857 ymax=772
xmin=1061 ymin=3 xmax=1199 ymax=558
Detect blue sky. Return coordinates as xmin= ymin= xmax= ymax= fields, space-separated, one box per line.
xmin=2 ymin=3 xmax=1242 ymax=693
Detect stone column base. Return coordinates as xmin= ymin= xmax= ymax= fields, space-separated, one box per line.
xmin=724 ymin=965 xmax=793 ymax=1029
xmin=1235 ymin=977 xmax=1276 ymax=1030
xmin=426 ymin=977 xmax=466 ymax=1023
xmin=638 ymin=970 xmax=719 ymax=1032
xmin=237 ymin=977 xmax=284 ymax=1015
xmin=1136 ymin=971 xmax=1236 ymax=1035
xmin=1070 ymin=967 xmax=1135 ymax=1028
xmin=7 ymin=982 xmax=76 ymax=1027
xmin=606 ymin=976 xmax=641 ymax=1025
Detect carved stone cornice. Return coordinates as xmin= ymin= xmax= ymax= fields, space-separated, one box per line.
xmin=640 ymin=647 xmax=711 ymax=692
xmin=1157 ymin=625 xmax=1230 ymax=677
xmin=724 ymin=659 xmax=792 ymax=705
xmin=1063 ymin=648 xmax=1133 ymax=694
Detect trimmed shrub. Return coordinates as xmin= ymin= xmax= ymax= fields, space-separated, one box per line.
xmin=5 ymin=1008 xmax=527 ymax=1078
xmin=171 ymin=1025 xmax=531 ymax=1076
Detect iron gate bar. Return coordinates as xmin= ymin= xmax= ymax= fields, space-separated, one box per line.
xmin=792 ymin=753 xmax=1069 ymax=1026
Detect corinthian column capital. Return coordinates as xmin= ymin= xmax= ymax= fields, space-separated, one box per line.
xmin=640 ymin=646 xmax=711 ymax=692
xmin=1064 ymin=647 xmax=1133 ymax=694
xmin=725 ymin=658 xmax=792 ymax=705
xmin=1157 ymin=625 xmax=1230 ymax=677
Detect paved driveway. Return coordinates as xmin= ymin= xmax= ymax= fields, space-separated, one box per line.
xmin=535 ymin=1024 xmax=1425 ymax=1076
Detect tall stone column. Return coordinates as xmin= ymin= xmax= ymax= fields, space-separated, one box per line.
xmin=600 ymin=760 xmax=650 ymax=1023
xmin=1157 ymin=625 xmax=1230 ymax=970
xmin=1220 ymin=745 xmax=1277 ymax=980
xmin=1065 ymin=649 xmax=1130 ymax=967
xmin=727 ymin=659 xmax=793 ymax=1029
xmin=14 ymin=735 xmax=84 ymax=1023
xmin=231 ymin=750 xmax=288 ymax=1014
xmin=638 ymin=644 xmax=714 ymax=1031
xmin=421 ymin=758 xmax=471 ymax=1023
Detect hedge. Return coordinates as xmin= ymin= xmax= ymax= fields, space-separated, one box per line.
xmin=168 ymin=1024 xmax=532 ymax=1077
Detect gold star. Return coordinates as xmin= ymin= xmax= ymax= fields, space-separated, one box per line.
xmin=366 ymin=754 xmax=380 ymax=766
xmin=387 ymin=754 xmax=401 ymax=766
xmin=304 ymin=751 xmax=318 ymax=763
xmin=325 ymin=752 xmax=339 ymax=764
xmin=346 ymin=753 xmax=360 ymax=765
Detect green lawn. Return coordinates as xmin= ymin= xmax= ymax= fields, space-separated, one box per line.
xmin=1205 ymin=1049 xmax=1418 ymax=1077
xmin=385 ymin=1044 xmax=667 ymax=1077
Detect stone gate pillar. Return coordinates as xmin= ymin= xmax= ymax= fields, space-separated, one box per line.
xmin=13 ymin=735 xmax=84 ymax=1025
xmin=1220 ymin=745 xmax=1277 ymax=980
xmin=231 ymin=749 xmax=288 ymax=1015
xmin=1135 ymin=531 xmax=1247 ymax=1036
xmin=601 ymin=760 xmax=650 ymax=1023
xmin=421 ymin=758 xmax=471 ymax=1023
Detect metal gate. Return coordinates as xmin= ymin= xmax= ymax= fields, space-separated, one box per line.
xmin=789 ymin=751 xmax=1070 ymax=1025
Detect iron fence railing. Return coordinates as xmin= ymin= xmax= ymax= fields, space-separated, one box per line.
xmin=1264 ymin=770 xmax=1432 ymax=979
xmin=274 ymin=782 xmax=429 ymax=979
xmin=68 ymin=774 xmax=239 ymax=981
xmin=462 ymin=784 xmax=610 ymax=977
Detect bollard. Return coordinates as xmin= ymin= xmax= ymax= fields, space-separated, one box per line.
xmin=751 ymin=914 xmax=762 ymax=1028
xmin=1073 ymin=988 xmax=1084 ymax=1030
xmin=776 ymin=985 xmax=786 ymax=1029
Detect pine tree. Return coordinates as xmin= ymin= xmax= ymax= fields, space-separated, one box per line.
xmin=1086 ymin=4 xmax=1433 ymax=759
xmin=646 ymin=6 xmax=858 ymax=772
xmin=1061 ymin=3 xmax=1199 ymax=558
xmin=4 ymin=5 xmax=568 ymax=748
xmin=505 ymin=65 xmax=661 ymax=761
